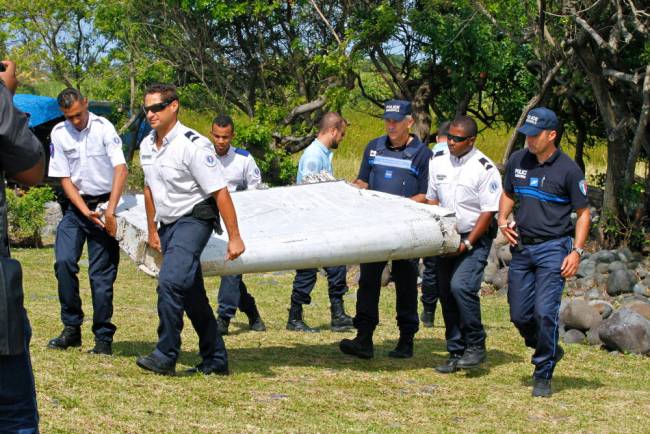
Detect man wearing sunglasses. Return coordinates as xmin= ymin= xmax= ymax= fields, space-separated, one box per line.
xmin=47 ymin=87 xmax=128 ymax=356
xmin=210 ymin=114 xmax=265 ymax=336
xmin=135 ymin=83 xmax=245 ymax=376
xmin=339 ymin=100 xmax=432 ymax=360
xmin=426 ymin=115 xmax=502 ymax=374
xmin=499 ymin=107 xmax=590 ymax=397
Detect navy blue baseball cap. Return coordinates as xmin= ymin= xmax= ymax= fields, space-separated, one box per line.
xmin=517 ymin=107 xmax=558 ymax=136
xmin=383 ymin=100 xmax=412 ymax=121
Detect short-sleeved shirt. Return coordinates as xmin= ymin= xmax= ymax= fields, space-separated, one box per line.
xmin=0 ymin=83 xmax=44 ymax=256
xmin=48 ymin=112 xmax=126 ymax=196
xmin=357 ymin=134 xmax=432 ymax=197
xmin=296 ymin=139 xmax=333 ymax=184
xmin=217 ymin=145 xmax=262 ymax=192
xmin=504 ymin=148 xmax=589 ymax=238
xmin=140 ymin=121 xmax=227 ymax=224
xmin=427 ymin=147 xmax=502 ymax=234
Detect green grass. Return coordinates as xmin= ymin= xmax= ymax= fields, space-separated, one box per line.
xmin=17 ymin=247 xmax=650 ymax=433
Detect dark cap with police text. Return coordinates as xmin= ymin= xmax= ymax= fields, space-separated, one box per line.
xmin=517 ymin=107 xmax=558 ymax=136
xmin=383 ymin=100 xmax=412 ymax=121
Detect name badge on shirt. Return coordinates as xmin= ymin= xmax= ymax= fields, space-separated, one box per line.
xmin=384 ymin=170 xmax=393 ymax=179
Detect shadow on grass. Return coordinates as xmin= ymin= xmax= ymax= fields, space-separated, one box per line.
xmin=518 ymin=374 xmax=604 ymax=392
xmin=113 ymin=338 xmax=522 ymax=377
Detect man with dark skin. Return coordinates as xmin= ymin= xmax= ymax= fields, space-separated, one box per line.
xmin=426 ymin=115 xmax=502 ymax=373
xmin=499 ymin=107 xmax=590 ymax=397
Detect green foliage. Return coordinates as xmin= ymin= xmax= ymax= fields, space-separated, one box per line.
xmin=234 ymin=122 xmax=296 ymax=186
xmin=6 ymin=186 xmax=55 ymax=247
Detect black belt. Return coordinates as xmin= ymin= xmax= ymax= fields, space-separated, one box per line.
xmin=520 ymin=234 xmax=569 ymax=245
xmin=80 ymin=193 xmax=111 ymax=210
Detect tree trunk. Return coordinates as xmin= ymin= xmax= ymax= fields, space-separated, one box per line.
xmin=412 ymin=81 xmax=433 ymax=144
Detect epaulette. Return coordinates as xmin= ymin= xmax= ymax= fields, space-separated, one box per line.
xmin=478 ymin=157 xmax=494 ymax=170
xmin=234 ymin=147 xmax=250 ymax=156
xmin=52 ymin=123 xmax=65 ymax=131
xmin=184 ymin=130 xmax=200 ymax=142
xmin=433 ymin=150 xmax=446 ymax=157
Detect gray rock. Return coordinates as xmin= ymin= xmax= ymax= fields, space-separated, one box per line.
xmin=586 ymin=328 xmax=603 ymax=346
xmin=632 ymin=281 xmax=650 ymax=297
xmin=563 ymin=329 xmax=586 ymax=344
xmin=381 ymin=263 xmax=392 ymax=287
xmin=576 ymin=277 xmax=595 ymax=289
xmin=588 ymin=300 xmax=614 ymax=319
xmin=496 ymin=245 xmax=512 ymax=266
xmin=492 ymin=267 xmax=509 ymax=291
xmin=592 ymin=250 xmax=617 ymax=264
xmin=617 ymin=252 xmax=629 ymax=263
xmin=623 ymin=301 xmax=650 ymax=321
xmin=638 ymin=268 xmax=648 ymax=280
xmin=585 ymin=287 xmax=603 ymax=300
xmin=596 ymin=263 xmax=610 ymax=274
xmin=487 ymin=244 xmax=498 ymax=265
xmin=41 ymin=201 xmax=63 ymax=239
xmin=607 ymin=269 xmax=637 ymax=296
xmin=560 ymin=298 xmax=602 ymax=331
xmin=598 ymin=308 xmax=650 ymax=354
xmin=595 ymin=272 xmax=609 ymax=286
xmin=577 ymin=259 xmax=597 ymax=278
xmin=619 ymin=247 xmax=634 ymax=262
xmin=483 ymin=262 xmax=498 ymax=284
xmin=608 ymin=261 xmax=626 ymax=272
xmin=627 ymin=261 xmax=639 ymax=270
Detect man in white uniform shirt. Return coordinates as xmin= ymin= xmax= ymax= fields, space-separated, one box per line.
xmin=135 ymin=84 xmax=244 ymax=376
xmin=210 ymin=114 xmax=265 ymax=335
xmin=47 ymin=88 xmax=128 ymax=356
xmin=426 ymin=115 xmax=502 ymax=373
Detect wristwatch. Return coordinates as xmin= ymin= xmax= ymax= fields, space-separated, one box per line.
xmin=572 ymin=247 xmax=584 ymax=257
xmin=462 ymin=239 xmax=473 ymax=251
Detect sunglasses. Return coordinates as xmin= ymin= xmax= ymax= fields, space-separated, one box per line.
xmin=447 ymin=134 xmax=474 ymax=143
xmin=142 ymin=99 xmax=176 ymax=114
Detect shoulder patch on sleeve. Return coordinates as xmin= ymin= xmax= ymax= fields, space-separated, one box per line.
xmin=478 ymin=157 xmax=493 ymax=171
xmin=184 ymin=130 xmax=200 ymax=142
xmin=234 ymin=147 xmax=250 ymax=156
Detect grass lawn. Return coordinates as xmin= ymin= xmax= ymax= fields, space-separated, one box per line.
xmin=16 ymin=247 xmax=650 ymax=433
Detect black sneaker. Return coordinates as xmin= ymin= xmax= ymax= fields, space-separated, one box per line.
xmin=185 ymin=363 xmax=229 ymax=376
xmin=216 ymin=317 xmax=230 ymax=336
xmin=532 ymin=378 xmax=552 ymax=397
xmin=88 ymin=341 xmax=112 ymax=355
xmin=435 ymin=354 xmax=462 ymax=374
xmin=136 ymin=353 xmax=175 ymax=376
xmin=456 ymin=346 xmax=487 ymax=369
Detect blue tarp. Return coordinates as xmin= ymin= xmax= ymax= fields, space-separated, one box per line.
xmin=12 ymin=94 xmax=62 ymax=128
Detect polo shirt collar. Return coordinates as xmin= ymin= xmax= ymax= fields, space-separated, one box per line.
xmin=151 ymin=121 xmax=181 ymax=150
xmin=524 ymin=147 xmax=561 ymax=166
xmin=66 ymin=111 xmax=98 ymax=134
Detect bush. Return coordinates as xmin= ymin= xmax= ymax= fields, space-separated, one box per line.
xmin=6 ymin=186 xmax=55 ymax=247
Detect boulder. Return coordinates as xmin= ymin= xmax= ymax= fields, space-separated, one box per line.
xmin=586 ymin=328 xmax=603 ymax=346
xmin=483 ymin=261 xmax=498 ymax=284
xmin=596 ymin=263 xmax=610 ymax=274
xmin=496 ymin=245 xmax=512 ymax=266
xmin=619 ymin=247 xmax=634 ymax=262
xmin=577 ymin=259 xmax=597 ymax=278
xmin=632 ymin=280 xmax=650 ymax=298
xmin=607 ymin=269 xmax=637 ymax=296
xmin=563 ymin=329 xmax=586 ymax=344
xmin=588 ymin=300 xmax=614 ymax=319
xmin=592 ymin=250 xmax=618 ymax=264
xmin=607 ymin=261 xmax=626 ymax=273
xmin=624 ymin=301 xmax=650 ymax=321
xmin=560 ymin=298 xmax=602 ymax=331
xmin=492 ymin=267 xmax=509 ymax=291
xmin=585 ymin=287 xmax=603 ymax=300
xmin=597 ymin=308 xmax=650 ymax=355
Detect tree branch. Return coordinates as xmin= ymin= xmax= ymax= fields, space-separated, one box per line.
xmin=308 ymin=0 xmax=342 ymax=46
xmin=574 ymin=14 xmax=616 ymax=54
xmin=603 ymin=68 xmax=642 ymax=85
xmin=624 ymin=64 xmax=650 ymax=186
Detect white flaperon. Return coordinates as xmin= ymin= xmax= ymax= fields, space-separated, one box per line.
xmin=109 ymin=181 xmax=460 ymax=276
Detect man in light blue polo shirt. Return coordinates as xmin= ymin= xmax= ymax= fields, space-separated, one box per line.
xmin=286 ymin=112 xmax=354 ymax=333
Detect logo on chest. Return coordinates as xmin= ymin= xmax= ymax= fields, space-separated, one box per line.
xmin=514 ymin=168 xmax=527 ymax=179
xmin=529 ymin=177 xmax=539 ymax=187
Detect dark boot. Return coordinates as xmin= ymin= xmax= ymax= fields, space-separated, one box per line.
xmin=420 ymin=303 xmax=435 ymax=328
xmin=532 ymin=378 xmax=552 ymax=397
xmin=388 ymin=334 xmax=414 ymax=358
xmin=435 ymin=353 xmax=463 ymax=373
xmin=245 ymin=307 xmax=266 ymax=332
xmin=339 ymin=330 xmax=374 ymax=359
xmin=456 ymin=345 xmax=487 ymax=369
xmin=88 ymin=341 xmax=112 ymax=355
xmin=136 ymin=353 xmax=175 ymax=376
xmin=47 ymin=326 xmax=81 ymax=350
xmin=330 ymin=298 xmax=353 ymax=332
xmin=286 ymin=302 xmax=319 ymax=333
xmin=216 ymin=316 xmax=230 ymax=336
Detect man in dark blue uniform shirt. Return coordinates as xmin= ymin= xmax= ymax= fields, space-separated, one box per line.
xmin=339 ymin=100 xmax=432 ymax=359
xmin=0 ymin=59 xmax=46 ymax=434
xmin=499 ymin=107 xmax=590 ymax=397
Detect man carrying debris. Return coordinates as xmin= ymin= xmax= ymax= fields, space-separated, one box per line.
xmin=426 ymin=115 xmax=501 ymax=374
xmin=287 ymin=112 xmax=353 ymax=333
xmin=210 ymin=114 xmax=265 ymax=335
xmin=340 ymin=100 xmax=432 ymax=359
xmin=47 ymin=88 xmax=128 ymax=356
xmin=136 ymin=84 xmax=244 ymax=376
xmin=499 ymin=107 xmax=590 ymax=397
